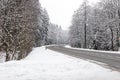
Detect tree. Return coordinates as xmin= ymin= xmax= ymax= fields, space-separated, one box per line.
xmin=69 ymin=1 xmax=92 ymax=48
xmin=47 ymin=23 xmax=68 ymax=45
xmin=0 ymin=0 xmax=43 ymax=61
xmin=69 ymin=0 xmax=120 ymax=51
xmin=34 ymin=8 xmax=49 ymax=47
xmin=83 ymin=0 xmax=88 ymax=48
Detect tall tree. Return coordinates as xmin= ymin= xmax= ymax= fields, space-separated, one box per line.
xmin=0 ymin=0 xmax=42 ymax=61
xmin=83 ymin=0 xmax=88 ymax=48
xmin=34 ymin=8 xmax=49 ymax=47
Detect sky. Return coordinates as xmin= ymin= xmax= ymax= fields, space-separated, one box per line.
xmin=39 ymin=0 xmax=99 ymax=30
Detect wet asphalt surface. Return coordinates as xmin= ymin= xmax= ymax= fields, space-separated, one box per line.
xmin=48 ymin=46 xmax=120 ymax=71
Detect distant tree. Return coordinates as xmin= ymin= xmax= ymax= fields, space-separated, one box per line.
xmin=47 ymin=23 xmax=68 ymax=45
xmin=34 ymin=8 xmax=49 ymax=47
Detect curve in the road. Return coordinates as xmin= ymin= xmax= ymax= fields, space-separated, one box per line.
xmin=48 ymin=46 xmax=120 ymax=71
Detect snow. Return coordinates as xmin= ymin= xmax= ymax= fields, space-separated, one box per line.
xmin=0 ymin=46 xmax=120 ymax=80
xmin=65 ymin=45 xmax=120 ymax=54
xmin=0 ymin=52 xmax=6 ymax=62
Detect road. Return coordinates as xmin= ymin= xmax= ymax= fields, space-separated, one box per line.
xmin=48 ymin=46 xmax=120 ymax=70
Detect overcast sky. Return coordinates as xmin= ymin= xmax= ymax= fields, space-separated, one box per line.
xmin=39 ymin=0 xmax=99 ymax=30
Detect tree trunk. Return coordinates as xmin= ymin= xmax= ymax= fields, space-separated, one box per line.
xmin=5 ymin=51 xmax=10 ymax=62
xmin=84 ymin=0 xmax=87 ymax=48
xmin=110 ymin=28 xmax=114 ymax=51
xmin=116 ymin=30 xmax=119 ymax=51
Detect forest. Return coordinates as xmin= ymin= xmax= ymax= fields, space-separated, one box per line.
xmin=69 ymin=0 xmax=120 ymax=51
xmin=0 ymin=0 xmax=67 ymax=61
xmin=0 ymin=0 xmax=120 ymax=62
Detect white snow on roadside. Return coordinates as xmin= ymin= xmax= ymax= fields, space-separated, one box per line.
xmin=0 ymin=46 xmax=120 ymax=80
xmin=65 ymin=45 xmax=120 ymax=54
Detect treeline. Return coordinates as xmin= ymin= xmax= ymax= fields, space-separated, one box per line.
xmin=47 ymin=23 xmax=69 ymax=45
xmin=0 ymin=0 xmax=49 ymax=61
xmin=69 ymin=0 xmax=120 ymax=51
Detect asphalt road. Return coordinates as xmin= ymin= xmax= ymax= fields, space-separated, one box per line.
xmin=48 ymin=46 xmax=120 ymax=70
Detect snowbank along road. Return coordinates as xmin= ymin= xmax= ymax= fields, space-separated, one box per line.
xmin=48 ymin=46 xmax=120 ymax=71
xmin=0 ymin=46 xmax=120 ymax=80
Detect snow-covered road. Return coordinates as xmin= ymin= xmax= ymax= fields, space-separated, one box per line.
xmin=0 ymin=47 xmax=120 ymax=80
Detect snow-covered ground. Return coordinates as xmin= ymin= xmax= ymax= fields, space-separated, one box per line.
xmin=0 ymin=46 xmax=120 ymax=80
xmin=0 ymin=52 xmax=6 ymax=63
